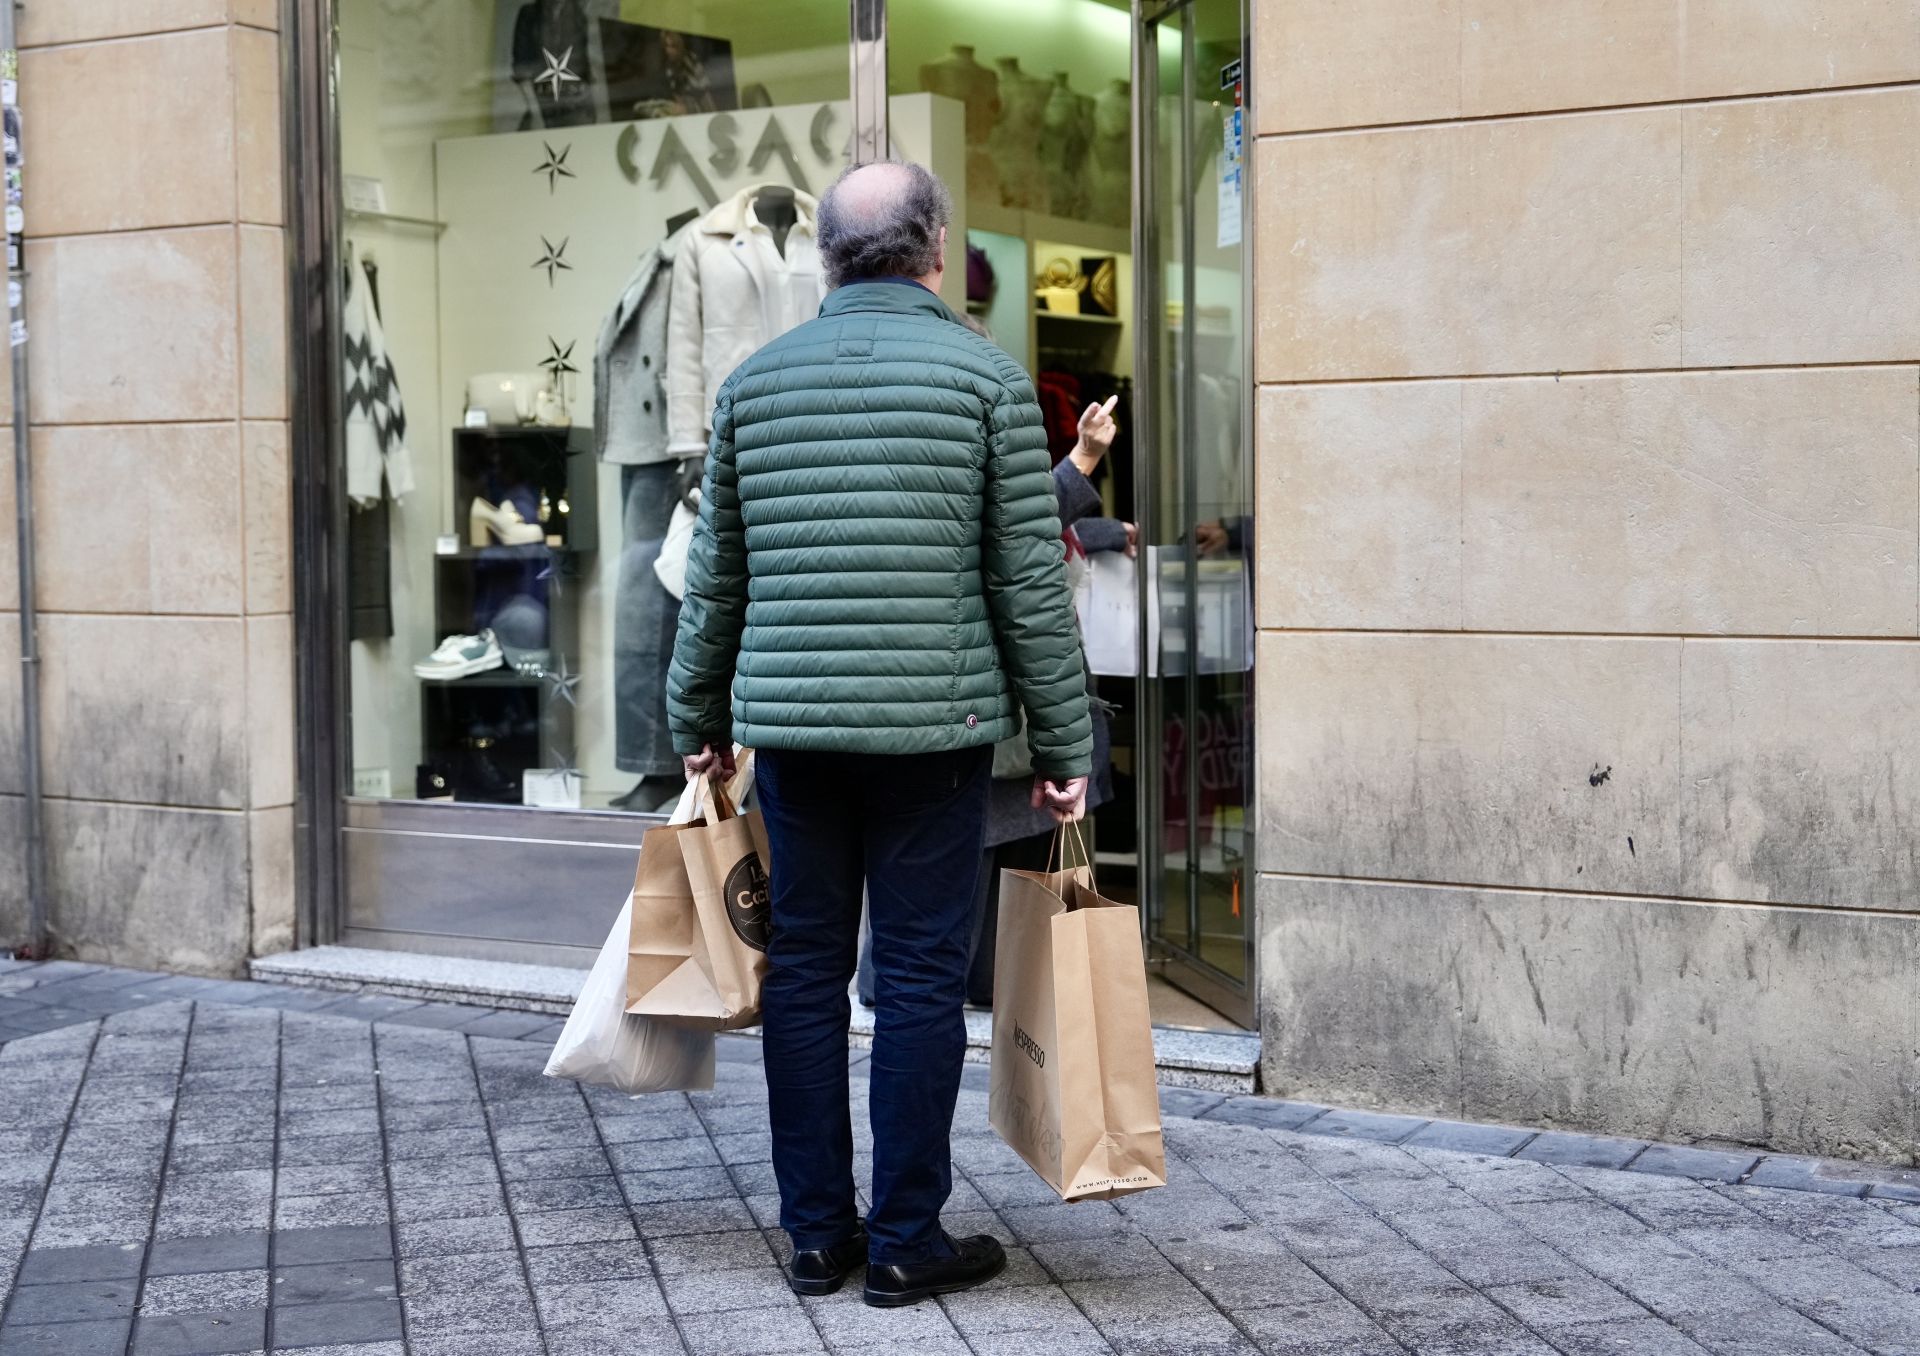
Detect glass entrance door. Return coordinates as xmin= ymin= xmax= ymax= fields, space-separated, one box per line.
xmin=1136 ymin=0 xmax=1253 ymax=1025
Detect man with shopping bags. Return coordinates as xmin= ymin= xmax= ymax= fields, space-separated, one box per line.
xmin=667 ymin=160 xmax=1091 ymax=1306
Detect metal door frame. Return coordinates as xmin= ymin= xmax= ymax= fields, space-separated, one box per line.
xmin=1130 ymin=0 xmax=1257 ymax=1027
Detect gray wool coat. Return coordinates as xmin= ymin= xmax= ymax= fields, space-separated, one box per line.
xmin=592 ymin=227 xmax=684 ymax=466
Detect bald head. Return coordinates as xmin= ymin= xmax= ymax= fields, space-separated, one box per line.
xmin=816 ymin=160 xmax=952 ymax=289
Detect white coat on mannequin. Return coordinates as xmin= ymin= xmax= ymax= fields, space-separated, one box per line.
xmin=665 ymin=184 xmax=827 ymax=457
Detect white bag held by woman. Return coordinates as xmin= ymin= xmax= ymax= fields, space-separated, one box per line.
xmin=545 ymin=782 xmax=716 ymax=1093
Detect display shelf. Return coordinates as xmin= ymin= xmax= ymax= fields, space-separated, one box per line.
xmin=971 ymin=202 xmax=1131 ymax=257
xmin=434 ymin=543 xmax=594 ymax=562
xmin=416 ymin=669 xmax=544 ymax=688
xmin=1036 ymin=310 xmax=1125 ymax=326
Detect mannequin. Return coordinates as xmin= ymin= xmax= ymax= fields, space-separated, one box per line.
xmin=602 ymin=206 xmax=702 ymax=810
xmin=919 ymin=45 xmax=1001 ymax=205
xmin=988 ymin=57 xmax=1051 ymax=211
xmin=754 ymin=185 xmax=799 ymax=258
xmin=665 ymin=183 xmax=827 ymax=457
xmin=1090 ymin=78 xmax=1130 ymax=227
xmin=1041 ymin=73 xmax=1094 ymax=219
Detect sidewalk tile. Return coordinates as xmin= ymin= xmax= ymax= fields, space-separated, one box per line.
xmin=1629 ymin=1146 xmax=1760 ymax=1185
xmin=14 ymin=1242 xmax=145 ymax=1283
xmin=273 ymin=1226 xmax=391 ymax=1267
xmin=272 ymin=1297 xmax=405 ymax=1347
xmin=529 ymin=1275 xmax=669 ymax=1326
xmin=129 ymin=1306 xmax=266 ymax=1356
xmin=1404 ymin=1122 xmax=1537 ymax=1158
xmin=675 ymin=1306 xmax=823 ymax=1355
xmin=659 ymin=1262 xmax=801 ymax=1314
xmin=1517 ymin=1133 xmax=1648 ymax=1171
xmin=394 ymin=1214 xmax=517 ymax=1258
xmin=271 ymin=1257 xmax=398 ymax=1305
xmin=4 ymin=1277 xmax=138 ymax=1324
xmin=514 ymin=1207 xmax=637 ymax=1248
xmin=138 ymin=1271 xmax=269 ymax=1316
xmin=1739 ymin=1157 xmax=1869 ymax=1197
xmin=0 ymin=1318 xmax=133 ymax=1356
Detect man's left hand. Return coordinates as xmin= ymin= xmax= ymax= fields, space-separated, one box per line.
xmin=684 ymin=743 xmax=738 ymax=781
xmin=1031 ymin=774 xmax=1090 ymax=824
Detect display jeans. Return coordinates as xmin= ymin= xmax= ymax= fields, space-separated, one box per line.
xmin=615 ymin=462 xmax=683 ymax=776
xmin=754 ymin=745 xmax=991 ymax=1265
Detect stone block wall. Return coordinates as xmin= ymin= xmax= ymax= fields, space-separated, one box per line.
xmin=1251 ymin=0 xmax=1920 ymax=1159
xmin=0 ymin=1 xmax=293 ymax=973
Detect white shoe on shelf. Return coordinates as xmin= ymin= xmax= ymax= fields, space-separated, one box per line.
xmin=469 ymin=496 xmax=545 ymax=547
xmin=412 ymin=630 xmax=505 ymax=680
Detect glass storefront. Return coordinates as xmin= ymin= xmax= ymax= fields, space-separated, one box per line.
xmin=304 ymin=0 xmax=1251 ymax=1022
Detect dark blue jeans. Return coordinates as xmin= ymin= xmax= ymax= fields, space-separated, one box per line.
xmin=754 ymin=745 xmax=992 ymax=1265
xmin=615 ymin=462 xmax=684 ymax=776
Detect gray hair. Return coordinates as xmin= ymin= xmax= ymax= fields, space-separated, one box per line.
xmin=816 ymin=161 xmax=952 ymax=288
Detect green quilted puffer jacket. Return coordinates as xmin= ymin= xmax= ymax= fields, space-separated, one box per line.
xmin=666 ymin=280 xmax=1093 ymax=779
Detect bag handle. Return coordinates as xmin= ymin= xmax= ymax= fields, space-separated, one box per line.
xmin=700 ymin=772 xmax=738 ymax=823
xmin=1045 ymin=818 xmax=1094 ymax=881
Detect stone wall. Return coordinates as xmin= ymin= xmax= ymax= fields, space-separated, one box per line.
xmin=1251 ymin=0 xmax=1920 ymax=1158
xmin=0 ymin=1 xmax=292 ymax=974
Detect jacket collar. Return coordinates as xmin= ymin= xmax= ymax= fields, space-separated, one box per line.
xmin=698 ymin=183 xmax=820 ymax=240
xmin=822 ymin=279 xmax=961 ymax=323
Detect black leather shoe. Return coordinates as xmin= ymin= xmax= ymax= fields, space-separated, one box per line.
xmin=786 ymin=1227 xmax=868 ymax=1296
xmin=863 ymin=1232 xmax=1005 ymax=1307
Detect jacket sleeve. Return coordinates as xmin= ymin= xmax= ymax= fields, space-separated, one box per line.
xmin=666 ymin=381 xmax=746 ymax=754
xmin=982 ymin=374 xmax=1093 ymax=780
xmin=664 ymin=234 xmax=709 ymax=457
xmin=1051 ymin=459 xmax=1104 ymax=531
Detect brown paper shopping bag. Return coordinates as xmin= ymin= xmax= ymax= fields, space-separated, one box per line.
xmin=626 ymin=760 xmax=771 ymax=1031
xmin=989 ymin=838 xmax=1166 ymax=1201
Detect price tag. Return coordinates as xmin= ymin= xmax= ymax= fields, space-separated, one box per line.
xmin=434 ymin=533 xmax=461 ymax=556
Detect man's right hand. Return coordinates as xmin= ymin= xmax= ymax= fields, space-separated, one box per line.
xmin=1031 ymin=774 xmax=1090 ymax=824
xmin=684 ymin=743 xmax=737 ymax=781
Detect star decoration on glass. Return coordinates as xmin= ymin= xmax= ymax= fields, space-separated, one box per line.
xmin=546 ymin=656 xmax=580 ymax=708
xmin=533 ymin=141 xmax=576 ymax=194
xmin=537 ymin=549 xmax=565 ymax=598
xmin=540 ymin=337 xmax=579 ymax=382
xmin=547 ymin=747 xmax=578 ymax=781
xmin=532 ymin=236 xmax=572 ymax=286
xmin=534 ymin=47 xmax=581 ymax=102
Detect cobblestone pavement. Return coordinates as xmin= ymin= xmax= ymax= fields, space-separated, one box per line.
xmin=6 ymin=960 xmax=1920 ymax=1355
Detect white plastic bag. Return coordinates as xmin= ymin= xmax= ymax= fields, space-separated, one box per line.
xmin=652 ymin=499 xmax=697 ymax=601
xmin=545 ymin=780 xmax=717 ymax=1093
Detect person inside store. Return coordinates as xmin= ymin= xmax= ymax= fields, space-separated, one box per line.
xmin=667 ymin=160 xmax=1091 ymax=1308
xmin=854 ymin=389 xmax=1132 ymax=1012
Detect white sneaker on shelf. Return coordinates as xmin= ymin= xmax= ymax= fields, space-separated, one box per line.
xmin=413 ymin=630 xmax=504 ymax=680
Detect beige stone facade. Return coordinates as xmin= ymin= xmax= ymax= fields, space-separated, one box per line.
xmin=0 ymin=3 xmax=293 ymax=973
xmin=1252 ymin=2 xmax=1920 ymax=1157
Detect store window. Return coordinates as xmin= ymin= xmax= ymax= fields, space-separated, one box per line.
xmin=336 ymin=0 xmax=861 ymax=814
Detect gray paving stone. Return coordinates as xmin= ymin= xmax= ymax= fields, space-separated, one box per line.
xmin=937 ymin=1279 xmax=1095 ymax=1337
xmin=506 ymin=1175 xmax=626 ymax=1213
xmin=658 ymin=1260 xmax=801 ymax=1314
xmin=1516 ymin=1132 xmax=1648 ymax=1171
xmin=543 ymin=1319 xmax=684 ymax=1356
xmin=631 ymin=1195 xmax=760 ymax=1239
xmin=272 ymin=1298 xmax=406 ymax=1348
xmin=142 ymin=1233 xmax=270 ymax=1278
xmin=385 ymin=1126 xmax=494 ymax=1161
xmin=277 ymin=1163 xmax=388 ymax=1198
xmin=278 ymin=1133 xmax=385 ymax=1167
xmin=1202 ymin=1099 xmax=1330 ymax=1131
xmin=806 ymin=1287 xmax=966 ymax=1346
xmin=497 ymin=1147 xmax=613 ymax=1181
xmin=0 ymin=1317 xmax=134 ymax=1356
xmin=272 ymin=1257 xmax=398 ymax=1305
xmin=390 ymin=1183 xmax=508 ymax=1223
xmin=514 ymin=1206 xmax=638 ymax=1248
xmin=675 ymin=1303 xmax=822 ymax=1355
xmin=607 ymin=1136 xmax=725 ymax=1172
xmin=409 ymin=1333 xmax=547 ymax=1356
xmin=1002 ymin=1201 xmax=1131 ymax=1245
xmin=385 ymin=1155 xmax=499 ymax=1191
xmin=4 ymin=1276 xmax=139 ymax=1323
xmin=13 ymin=1242 xmax=145 ymax=1283
xmin=1307 ymin=1109 xmax=1431 ymax=1145
xmin=274 ymin=1192 xmax=390 ymax=1230
xmin=1550 ymin=1315 xmax=1713 ymax=1354
xmin=1403 ymin=1121 xmax=1538 ymax=1158
xmin=1384 ymin=1203 xmax=1582 ymax=1288
xmin=523 ymin=1240 xmax=656 ymax=1286
xmin=621 ymin=1166 xmax=738 ymax=1206
xmin=1628 ymin=1144 xmax=1761 ymax=1185
xmin=393 ymin=1213 xmax=518 ymax=1258
xmin=529 ymin=1275 xmax=669 ymax=1326
xmin=273 ymin=1226 xmax=392 ymax=1266
xmin=1030 ymin=1233 xmax=1177 ymax=1282
xmin=1483 ymin=1274 xmax=1648 ymax=1328
xmin=398 ymin=1254 xmax=539 ymax=1335
xmin=129 ymin=1306 xmax=267 ymax=1356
